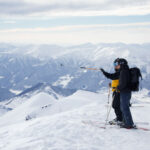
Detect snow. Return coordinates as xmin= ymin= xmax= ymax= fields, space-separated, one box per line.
xmin=24 ymin=77 xmax=29 ymax=80
xmin=0 ymin=42 xmax=150 ymax=149
xmin=8 ymin=58 xmax=15 ymax=62
xmin=0 ymin=76 xmax=4 ymax=79
xmin=9 ymin=89 xmax=22 ymax=95
xmin=0 ymin=90 xmax=150 ymax=150
xmin=53 ymin=75 xmax=74 ymax=88
xmin=0 ymin=106 xmax=11 ymax=116
xmin=24 ymin=85 xmax=32 ymax=89
xmin=0 ymin=43 xmax=150 ymax=101
xmin=0 ymin=93 xmax=56 ymax=125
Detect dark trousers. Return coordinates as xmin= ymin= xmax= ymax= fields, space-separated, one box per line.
xmin=120 ymin=92 xmax=134 ymax=126
xmin=112 ymin=92 xmax=123 ymax=122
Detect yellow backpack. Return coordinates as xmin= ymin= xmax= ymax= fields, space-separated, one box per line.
xmin=111 ymin=80 xmax=119 ymax=92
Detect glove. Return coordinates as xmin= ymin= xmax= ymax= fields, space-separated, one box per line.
xmin=109 ymin=83 xmax=111 ymax=88
xmin=100 ymin=68 xmax=104 ymax=72
xmin=116 ymin=86 xmax=120 ymax=92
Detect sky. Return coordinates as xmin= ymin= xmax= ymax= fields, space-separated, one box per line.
xmin=0 ymin=0 xmax=150 ymax=45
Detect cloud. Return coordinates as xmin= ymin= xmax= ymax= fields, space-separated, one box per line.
xmin=2 ymin=20 xmax=16 ymax=24
xmin=0 ymin=0 xmax=150 ymax=17
xmin=0 ymin=22 xmax=150 ymax=33
xmin=0 ymin=1 xmax=149 ymax=45
xmin=0 ymin=22 xmax=150 ymax=44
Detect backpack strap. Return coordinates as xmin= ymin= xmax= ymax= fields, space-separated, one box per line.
xmin=138 ymin=69 xmax=143 ymax=90
xmin=139 ymin=70 xmax=143 ymax=80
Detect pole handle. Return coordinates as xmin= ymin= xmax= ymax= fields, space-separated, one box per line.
xmin=80 ymin=67 xmax=100 ymax=71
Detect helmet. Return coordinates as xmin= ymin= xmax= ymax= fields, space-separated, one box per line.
xmin=114 ymin=58 xmax=128 ymax=67
xmin=114 ymin=58 xmax=120 ymax=67
xmin=119 ymin=58 xmax=128 ymax=65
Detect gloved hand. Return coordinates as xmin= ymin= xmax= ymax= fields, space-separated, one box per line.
xmin=109 ymin=83 xmax=111 ymax=88
xmin=116 ymin=86 xmax=120 ymax=93
xmin=100 ymin=68 xmax=104 ymax=72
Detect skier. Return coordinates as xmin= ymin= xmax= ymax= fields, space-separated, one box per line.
xmin=100 ymin=58 xmax=123 ymax=125
xmin=115 ymin=58 xmax=135 ymax=129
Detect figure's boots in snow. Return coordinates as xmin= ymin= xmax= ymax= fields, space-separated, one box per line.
xmin=109 ymin=118 xmax=123 ymax=125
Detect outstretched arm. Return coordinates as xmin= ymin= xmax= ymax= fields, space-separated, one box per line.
xmin=100 ymin=68 xmax=120 ymax=80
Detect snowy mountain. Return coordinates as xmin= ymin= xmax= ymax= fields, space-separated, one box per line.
xmin=0 ymin=89 xmax=150 ymax=150
xmin=0 ymin=43 xmax=150 ymax=150
xmin=0 ymin=42 xmax=150 ymax=101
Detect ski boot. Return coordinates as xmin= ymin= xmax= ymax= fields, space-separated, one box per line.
xmin=109 ymin=118 xmax=118 ymax=125
xmin=119 ymin=123 xmax=137 ymax=129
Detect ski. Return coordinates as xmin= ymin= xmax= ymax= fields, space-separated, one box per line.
xmin=82 ymin=120 xmax=150 ymax=131
xmin=82 ymin=120 xmax=113 ymax=129
xmin=82 ymin=120 xmax=149 ymax=126
xmin=131 ymin=106 xmax=144 ymax=108
xmin=136 ymin=127 xmax=150 ymax=131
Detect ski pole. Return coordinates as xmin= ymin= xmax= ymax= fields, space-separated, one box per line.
xmin=104 ymin=91 xmax=115 ymax=129
xmin=106 ymin=84 xmax=111 ymax=117
xmin=107 ymin=83 xmax=111 ymax=104
xmin=80 ymin=67 xmax=100 ymax=71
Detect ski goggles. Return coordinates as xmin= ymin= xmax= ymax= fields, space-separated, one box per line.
xmin=114 ymin=62 xmax=119 ymax=67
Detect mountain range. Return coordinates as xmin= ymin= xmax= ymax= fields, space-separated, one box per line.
xmin=0 ymin=42 xmax=150 ymax=102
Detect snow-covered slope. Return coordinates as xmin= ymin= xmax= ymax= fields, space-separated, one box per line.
xmin=0 ymin=90 xmax=150 ymax=150
xmin=0 ymin=90 xmax=100 ymax=125
xmin=0 ymin=43 xmax=150 ymax=149
xmin=0 ymin=92 xmax=57 ymax=125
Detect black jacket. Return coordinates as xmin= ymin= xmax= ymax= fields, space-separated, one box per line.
xmin=117 ymin=64 xmax=131 ymax=92
xmin=102 ymin=69 xmax=120 ymax=80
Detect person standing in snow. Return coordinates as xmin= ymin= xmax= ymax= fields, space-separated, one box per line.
xmin=115 ymin=58 xmax=135 ymax=128
xmin=100 ymin=58 xmax=123 ymax=125
xmin=101 ymin=58 xmax=135 ymax=128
